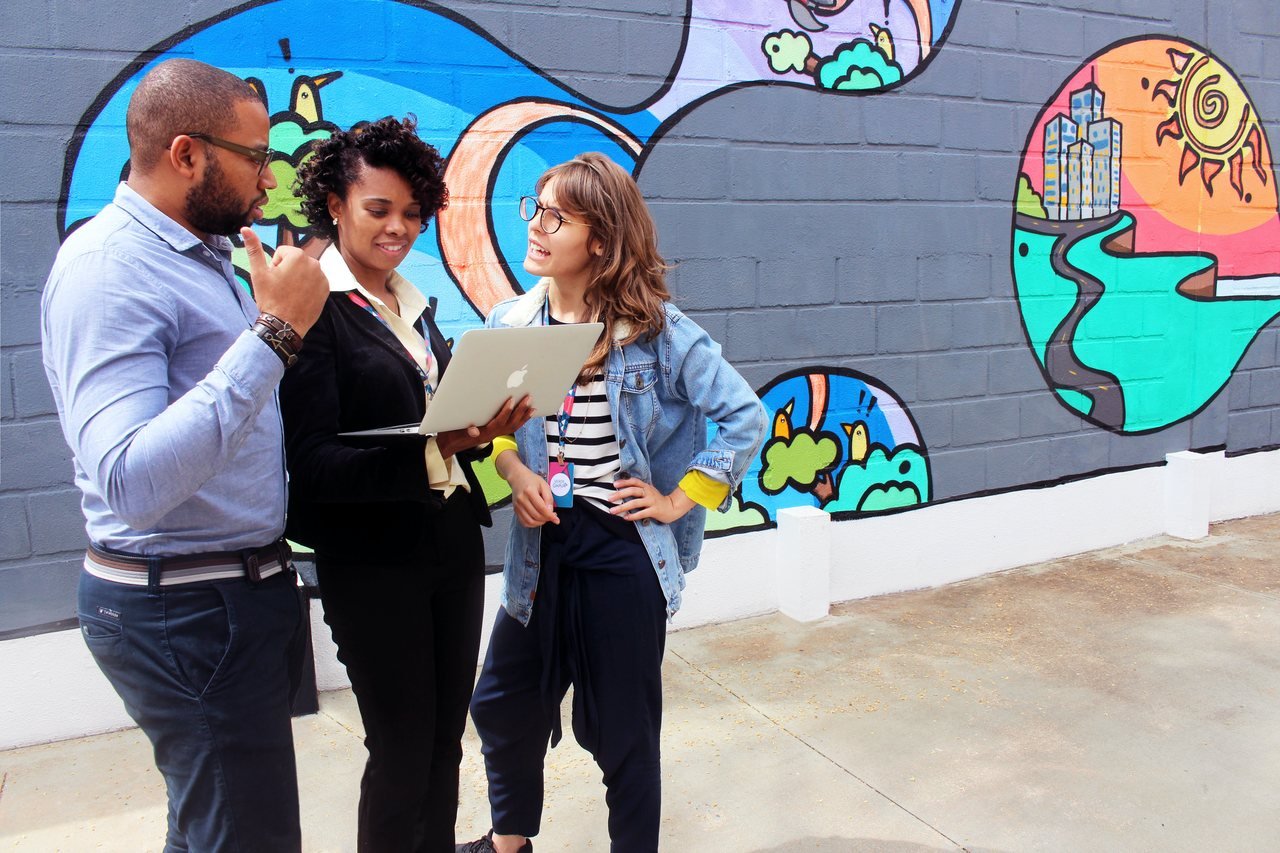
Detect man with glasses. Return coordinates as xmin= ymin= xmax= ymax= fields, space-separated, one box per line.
xmin=41 ymin=58 xmax=328 ymax=851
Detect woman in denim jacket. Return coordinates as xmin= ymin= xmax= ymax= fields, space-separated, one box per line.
xmin=460 ymin=154 xmax=767 ymax=853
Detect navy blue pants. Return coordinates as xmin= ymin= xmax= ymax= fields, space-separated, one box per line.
xmin=78 ymin=567 xmax=308 ymax=853
xmin=316 ymin=492 xmax=486 ymax=853
xmin=471 ymin=503 xmax=668 ymax=853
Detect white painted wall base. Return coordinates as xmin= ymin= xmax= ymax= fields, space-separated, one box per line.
xmin=4 ymin=448 xmax=1274 ymax=750
xmin=1165 ymin=450 xmax=1215 ymax=540
xmin=775 ymin=506 xmax=832 ymax=622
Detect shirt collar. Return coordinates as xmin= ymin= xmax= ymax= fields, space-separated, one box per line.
xmin=112 ymin=182 xmax=235 ymax=255
xmin=499 ymin=278 xmax=631 ymax=341
xmin=320 ymin=245 xmax=427 ymax=322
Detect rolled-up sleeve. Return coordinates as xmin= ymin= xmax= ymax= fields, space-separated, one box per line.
xmin=667 ymin=311 xmax=767 ymax=512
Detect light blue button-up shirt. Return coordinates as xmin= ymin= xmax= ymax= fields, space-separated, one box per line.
xmin=42 ymin=183 xmax=288 ymax=556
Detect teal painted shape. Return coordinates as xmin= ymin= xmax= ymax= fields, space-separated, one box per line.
xmin=817 ymin=41 xmax=903 ymax=91
xmin=1058 ymin=388 xmax=1093 ymax=417
xmin=1011 ymin=226 xmax=1072 ymax=366
xmin=826 ymin=446 xmax=928 ymax=513
xmin=1013 ymin=214 xmax=1280 ymax=432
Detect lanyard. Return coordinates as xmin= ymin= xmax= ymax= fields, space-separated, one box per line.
xmin=346 ymin=291 xmax=435 ymax=397
xmin=546 ymin=294 xmax=582 ymax=465
xmin=556 ymin=387 xmax=577 ymax=465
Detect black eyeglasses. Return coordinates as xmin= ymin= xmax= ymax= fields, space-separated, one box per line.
xmin=182 ymin=133 xmax=276 ymax=176
xmin=519 ymin=196 xmax=587 ymax=234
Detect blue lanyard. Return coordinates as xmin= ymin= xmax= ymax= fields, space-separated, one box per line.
xmin=347 ymin=291 xmax=435 ymax=397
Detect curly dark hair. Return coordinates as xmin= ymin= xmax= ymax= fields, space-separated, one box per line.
xmin=296 ymin=115 xmax=448 ymax=241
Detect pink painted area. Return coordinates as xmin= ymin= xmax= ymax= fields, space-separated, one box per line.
xmin=1019 ymin=45 xmax=1280 ymax=279
xmin=1117 ymin=168 xmax=1280 ymax=278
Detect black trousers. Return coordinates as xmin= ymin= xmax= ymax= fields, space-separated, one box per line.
xmin=470 ymin=503 xmax=668 ymax=853
xmin=315 ymin=493 xmax=486 ymax=853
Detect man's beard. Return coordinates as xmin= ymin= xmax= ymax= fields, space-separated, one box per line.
xmin=185 ymin=157 xmax=259 ymax=236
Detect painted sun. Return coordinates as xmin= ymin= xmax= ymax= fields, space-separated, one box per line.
xmin=1152 ymin=47 xmax=1269 ymax=200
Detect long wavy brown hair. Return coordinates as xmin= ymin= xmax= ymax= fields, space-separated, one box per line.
xmin=537 ymin=152 xmax=670 ymax=381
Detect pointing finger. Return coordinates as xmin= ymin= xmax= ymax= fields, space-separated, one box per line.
xmin=239 ymin=227 xmax=268 ymax=279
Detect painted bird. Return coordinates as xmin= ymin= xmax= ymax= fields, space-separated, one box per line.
xmin=868 ymin=23 xmax=895 ymax=62
xmin=772 ymin=400 xmax=796 ymax=440
xmin=290 ymin=71 xmax=343 ymax=123
xmin=842 ymin=421 xmax=869 ymax=463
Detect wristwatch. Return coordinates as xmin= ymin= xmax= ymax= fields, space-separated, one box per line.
xmin=252 ymin=312 xmax=302 ymax=368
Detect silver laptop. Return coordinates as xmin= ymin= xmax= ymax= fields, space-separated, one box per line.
xmin=341 ymin=322 xmax=604 ymax=438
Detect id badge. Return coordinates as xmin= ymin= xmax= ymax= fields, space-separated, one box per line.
xmin=548 ymin=461 xmax=575 ymax=508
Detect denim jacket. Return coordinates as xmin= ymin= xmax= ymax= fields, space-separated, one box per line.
xmin=486 ymin=280 xmax=767 ymax=622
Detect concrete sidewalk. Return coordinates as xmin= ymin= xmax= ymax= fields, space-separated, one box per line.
xmin=4 ymin=513 xmax=1280 ymax=851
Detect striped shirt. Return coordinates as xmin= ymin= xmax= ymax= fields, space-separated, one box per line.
xmin=545 ymin=372 xmax=620 ymax=509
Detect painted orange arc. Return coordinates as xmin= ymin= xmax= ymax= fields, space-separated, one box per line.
xmin=806 ymin=373 xmax=828 ymax=432
xmin=438 ymin=101 xmax=643 ymax=316
xmin=905 ymin=0 xmax=932 ymax=62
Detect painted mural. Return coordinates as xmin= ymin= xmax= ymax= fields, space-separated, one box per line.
xmin=760 ymin=0 xmax=957 ymax=92
xmin=60 ymin=0 xmax=956 ymax=532
xmin=708 ymin=368 xmax=931 ymax=533
xmin=62 ymin=0 xmax=965 ymax=327
xmin=1012 ymin=37 xmax=1280 ymax=434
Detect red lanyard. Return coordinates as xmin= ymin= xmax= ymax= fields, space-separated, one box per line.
xmin=556 ymin=387 xmax=577 ymax=464
xmin=346 ymin=291 xmax=435 ymax=396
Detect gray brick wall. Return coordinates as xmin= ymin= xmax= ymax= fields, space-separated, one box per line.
xmin=2 ymin=0 xmax=1278 ymax=635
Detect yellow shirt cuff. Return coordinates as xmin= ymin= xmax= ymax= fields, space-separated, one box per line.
xmin=491 ymin=434 xmax=519 ymax=460
xmin=679 ymin=470 xmax=730 ymax=510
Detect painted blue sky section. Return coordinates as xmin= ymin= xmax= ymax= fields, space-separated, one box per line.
xmin=64 ymin=0 xmax=659 ymax=335
xmin=929 ymin=0 xmax=955 ymax=40
xmin=737 ymin=371 xmax=925 ymax=516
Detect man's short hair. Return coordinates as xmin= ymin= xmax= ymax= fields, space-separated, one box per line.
xmin=126 ymin=59 xmax=260 ymax=173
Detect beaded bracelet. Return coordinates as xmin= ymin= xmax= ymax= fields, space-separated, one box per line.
xmin=252 ymin=312 xmax=303 ymax=368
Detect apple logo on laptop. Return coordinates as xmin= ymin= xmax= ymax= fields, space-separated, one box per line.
xmin=507 ymin=365 xmax=528 ymax=389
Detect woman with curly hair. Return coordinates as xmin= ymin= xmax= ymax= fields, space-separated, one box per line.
xmin=280 ymin=116 xmax=530 ymax=852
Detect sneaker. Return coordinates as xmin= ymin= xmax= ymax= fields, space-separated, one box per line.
xmin=456 ymin=830 xmax=533 ymax=853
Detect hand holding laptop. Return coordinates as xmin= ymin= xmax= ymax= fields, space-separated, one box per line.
xmin=437 ymin=394 xmax=534 ymax=459
xmin=340 ymin=323 xmax=604 ymax=440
